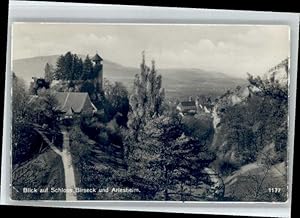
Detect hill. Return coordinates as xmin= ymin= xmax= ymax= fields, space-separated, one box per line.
xmin=12 ymin=55 xmax=135 ymax=84
xmin=12 ymin=55 xmax=246 ymax=99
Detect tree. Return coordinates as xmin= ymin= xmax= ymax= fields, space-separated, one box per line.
xmin=247 ymin=73 xmax=288 ymax=102
xmin=44 ymin=63 xmax=55 ymax=83
xmin=247 ymin=73 xmax=288 ymax=162
xmin=128 ymin=52 xmax=165 ymax=141
xmin=182 ymin=115 xmax=214 ymax=146
xmin=81 ymin=55 xmax=94 ymax=80
xmin=54 ymin=52 xmax=84 ymax=81
xmin=104 ymin=80 xmax=129 ymax=124
xmin=69 ymin=126 xmax=93 ymax=165
xmin=55 ymin=55 xmax=66 ymax=80
xmin=73 ymin=56 xmax=83 ymax=80
xmin=64 ymin=51 xmax=74 ymax=80
xmin=12 ymin=73 xmax=32 ymax=165
xmin=126 ymin=114 xmax=215 ymax=200
xmin=215 ymin=71 xmax=288 ymax=167
xmin=12 ymin=73 xmax=29 ymax=124
xmin=29 ymin=78 xmax=50 ymax=95
xmin=12 ymin=74 xmax=59 ymax=166
xmin=12 ymin=73 xmax=30 ymax=163
xmin=26 ymin=90 xmax=59 ymax=127
xmin=80 ymin=81 xmax=95 ymax=98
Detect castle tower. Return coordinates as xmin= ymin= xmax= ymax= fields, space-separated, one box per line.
xmin=91 ymin=53 xmax=103 ymax=92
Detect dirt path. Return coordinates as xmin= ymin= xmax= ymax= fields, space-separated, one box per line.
xmin=33 ymin=127 xmax=62 ymax=156
xmin=34 ymin=126 xmax=77 ymax=201
xmin=203 ymin=167 xmax=224 ymax=199
xmin=61 ymin=130 xmax=77 ymax=201
xmin=212 ymin=107 xmax=220 ymax=130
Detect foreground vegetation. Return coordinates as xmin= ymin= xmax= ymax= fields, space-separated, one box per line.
xmin=12 ymin=52 xmax=288 ymax=201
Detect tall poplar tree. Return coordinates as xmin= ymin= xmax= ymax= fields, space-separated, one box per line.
xmin=81 ymin=55 xmax=94 ymax=80
xmin=127 ymin=51 xmax=165 ymax=141
xmin=44 ymin=62 xmax=54 ymax=83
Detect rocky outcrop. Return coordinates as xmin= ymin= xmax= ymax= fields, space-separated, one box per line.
xmin=263 ymin=58 xmax=289 ymax=87
xmin=209 ymin=59 xmax=289 ymax=201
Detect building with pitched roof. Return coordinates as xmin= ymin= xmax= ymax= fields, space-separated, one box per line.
xmin=28 ymin=91 xmax=97 ymax=121
xmin=54 ymin=92 xmax=97 ymax=119
xmin=176 ymin=101 xmax=197 ymax=116
xmin=91 ymin=53 xmax=103 ymax=64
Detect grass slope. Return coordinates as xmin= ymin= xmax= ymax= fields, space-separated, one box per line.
xmin=12 ymin=148 xmax=65 ymax=200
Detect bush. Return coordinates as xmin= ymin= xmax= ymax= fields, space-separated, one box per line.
xmin=69 ymin=126 xmax=93 ymax=165
xmin=96 ymin=131 xmax=109 ymax=146
xmin=12 ymin=124 xmax=43 ymax=166
xmin=80 ymin=81 xmax=95 ymax=98
xmin=218 ymin=160 xmax=239 ymax=176
xmin=80 ymin=114 xmax=102 ymax=139
xmin=182 ymin=115 xmax=214 ymax=145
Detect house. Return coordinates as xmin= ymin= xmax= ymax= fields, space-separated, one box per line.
xmin=54 ymin=92 xmax=97 ymax=119
xmin=28 ymin=91 xmax=97 ymax=120
xmin=176 ymin=101 xmax=197 ymax=116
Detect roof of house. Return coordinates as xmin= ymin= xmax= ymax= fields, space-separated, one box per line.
xmin=91 ymin=53 xmax=103 ymax=62
xmin=54 ymin=92 xmax=92 ymax=113
xmin=28 ymin=92 xmax=97 ymax=114
xmin=180 ymin=101 xmax=196 ymax=107
xmin=65 ymin=107 xmax=75 ymax=116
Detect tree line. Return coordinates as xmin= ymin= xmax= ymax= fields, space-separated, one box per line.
xmin=13 ymin=51 xmax=219 ymax=201
xmin=77 ymin=52 xmax=216 ymax=201
xmin=12 ymin=73 xmax=61 ymax=166
xmin=44 ymin=52 xmax=100 ymax=82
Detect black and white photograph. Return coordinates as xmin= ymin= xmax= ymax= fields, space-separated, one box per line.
xmin=11 ymin=23 xmax=290 ymax=202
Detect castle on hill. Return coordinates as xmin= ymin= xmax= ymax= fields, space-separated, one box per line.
xmin=30 ymin=53 xmax=104 ymax=120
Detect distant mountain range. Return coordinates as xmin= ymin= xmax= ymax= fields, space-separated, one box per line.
xmin=12 ymin=55 xmax=246 ymax=100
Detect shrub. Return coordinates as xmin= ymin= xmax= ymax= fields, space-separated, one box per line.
xmin=69 ymin=126 xmax=93 ymax=165
xmin=12 ymin=124 xmax=43 ymax=166
xmin=218 ymin=160 xmax=239 ymax=176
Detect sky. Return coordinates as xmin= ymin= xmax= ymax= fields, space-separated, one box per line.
xmin=12 ymin=23 xmax=290 ymax=78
